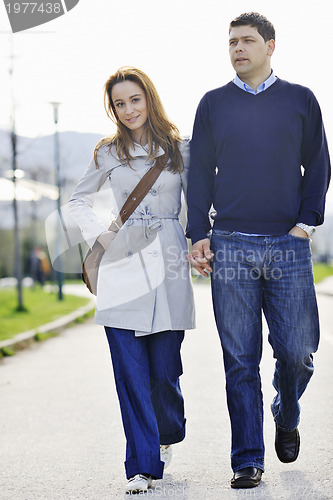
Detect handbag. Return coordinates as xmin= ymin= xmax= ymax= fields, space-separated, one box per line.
xmin=81 ymin=153 xmax=168 ymax=295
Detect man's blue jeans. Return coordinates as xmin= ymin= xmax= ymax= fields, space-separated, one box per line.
xmin=105 ymin=327 xmax=186 ymax=479
xmin=210 ymin=231 xmax=319 ymax=472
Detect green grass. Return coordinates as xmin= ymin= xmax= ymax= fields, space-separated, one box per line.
xmin=0 ymin=287 xmax=90 ymax=342
xmin=313 ymin=263 xmax=333 ymax=284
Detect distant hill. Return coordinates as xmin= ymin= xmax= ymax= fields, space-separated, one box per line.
xmin=0 ymin=129 xmax=103 ymax=229
xmin=0 ymin=129 xmax=103 ymax=194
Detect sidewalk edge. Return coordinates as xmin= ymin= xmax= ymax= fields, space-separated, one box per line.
xmin=0 ymin=298 xmax=95 ymax=353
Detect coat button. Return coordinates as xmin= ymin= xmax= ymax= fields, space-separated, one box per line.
xmin=127 ymin=250 xmax=133 ymax=258
xmin=123 ymin=190 xmax=129 ymax=198
xmin=150 ymin=188 xmax=158 ymax=196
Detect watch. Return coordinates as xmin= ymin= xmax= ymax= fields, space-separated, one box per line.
xmin=296 ymin=223 xmax=315 ymax=237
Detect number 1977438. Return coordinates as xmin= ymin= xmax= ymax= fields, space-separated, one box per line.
xmin=5 ymin=3 xmax=62 ymax=14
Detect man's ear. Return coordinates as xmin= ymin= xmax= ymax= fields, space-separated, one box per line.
xmin=267 ymin=39 xmax=276 ymax=56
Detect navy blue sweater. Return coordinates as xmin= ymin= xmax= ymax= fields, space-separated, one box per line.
xmin=187 ymin=78 xmax=331 ymax=244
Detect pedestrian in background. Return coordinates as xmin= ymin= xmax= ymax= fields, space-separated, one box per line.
xmin=69 ymin=67 xmax=195 ymax=494
xmin=187 ymin=12 xmax=330 ymax=489
xmin=30 ymin=246 xmax=50 ymax=286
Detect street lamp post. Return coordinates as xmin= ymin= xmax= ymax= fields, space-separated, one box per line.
xmin=50 ymin=101 xmax=63 ymax=300
xmin=11 ymin=126 xmax=25 ymax=311
xmin=9 ymin=36 xmax=25 ymax=311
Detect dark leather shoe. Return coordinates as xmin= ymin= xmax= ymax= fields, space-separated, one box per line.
xmin=231 ymin=467 xmax=262 ymax=488
xmin=275 ymin=424 xmax=300 ymax=463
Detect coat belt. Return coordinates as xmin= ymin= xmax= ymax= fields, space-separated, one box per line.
xmin=127 ymin=213 xmax=178 ymax=239
xmin=128 ymin=214 xmax=178 ymax=220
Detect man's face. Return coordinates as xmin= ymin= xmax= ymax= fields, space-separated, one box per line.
xmin=229 ymin=25 xmax=275 ymax=81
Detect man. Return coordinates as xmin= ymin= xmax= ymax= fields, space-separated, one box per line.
xmin=187 ymin=12 xmax=331 ymax=489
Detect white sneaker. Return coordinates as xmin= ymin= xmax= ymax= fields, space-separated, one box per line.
xmin=125 ymin=474 xmax=152 ymax=494
xmin=160 ymin=445 xmax=172 ymax=469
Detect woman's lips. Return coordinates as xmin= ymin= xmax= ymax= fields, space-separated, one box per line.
xmin=127 ymin=116 xmax=139 ymax=123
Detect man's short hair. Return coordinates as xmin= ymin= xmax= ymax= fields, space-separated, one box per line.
xmin=229 ymin=12 xmax=275 ymax=42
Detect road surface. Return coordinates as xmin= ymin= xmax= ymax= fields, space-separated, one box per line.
xmin=1 ymin=281 xmax=332 ymax=499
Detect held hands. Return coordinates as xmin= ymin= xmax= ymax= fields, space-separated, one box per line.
xmin=187 ymin=238 xmax=214 ymax=277
xmin=288 ymin=226 xmax=309 ymax=238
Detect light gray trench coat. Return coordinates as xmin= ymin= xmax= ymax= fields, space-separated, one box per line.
xmin=69 ymin=140 xmax=195 ymax=336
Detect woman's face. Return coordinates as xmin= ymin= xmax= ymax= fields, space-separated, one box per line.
xmin=111 ymin=80 xmax=148 ymax=144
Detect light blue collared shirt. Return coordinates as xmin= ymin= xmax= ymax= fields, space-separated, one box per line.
xmin=233 ymin=70 xmax=277 ymax=95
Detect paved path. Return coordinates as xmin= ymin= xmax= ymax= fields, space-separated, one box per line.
xmin=0 ymin=282 xmax=332 ymax=499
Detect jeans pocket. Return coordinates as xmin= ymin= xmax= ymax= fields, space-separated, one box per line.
xmin=287 ymin=233 xmax=310 ymax=242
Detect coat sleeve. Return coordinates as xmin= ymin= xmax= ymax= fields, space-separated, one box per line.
xmin=177 ymin=139 xmax=190 ymax=232
xmin=179 ymin=138 xmax=190 ymax=200
xmin=69 ymin=147 xmax=111 ymax=248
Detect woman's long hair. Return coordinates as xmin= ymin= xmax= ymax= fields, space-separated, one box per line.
xmin=94 ymin=67 xmax=184 ymax=173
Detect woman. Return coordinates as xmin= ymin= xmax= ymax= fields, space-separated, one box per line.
xmin=69 ymin=67 xmax=195 ymax=494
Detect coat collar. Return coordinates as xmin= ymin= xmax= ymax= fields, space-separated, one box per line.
xmin=129 ymin=143 xmax=165 ymax=158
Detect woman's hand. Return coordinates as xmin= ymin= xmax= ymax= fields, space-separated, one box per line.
xmin=97 ymin=230 xmax=117 ymax=250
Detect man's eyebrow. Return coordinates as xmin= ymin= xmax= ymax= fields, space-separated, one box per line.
xmin=229 ymin=35 xmax=256 ymax=41
xmin=114 ymin=93 xmax=142 ymax=103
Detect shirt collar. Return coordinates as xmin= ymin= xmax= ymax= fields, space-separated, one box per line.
xmin=233 ymin=70 xmax=277 ymax=95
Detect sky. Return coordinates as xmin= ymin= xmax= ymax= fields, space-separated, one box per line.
xmin=0 ymin=0 xmax=332 ymax=207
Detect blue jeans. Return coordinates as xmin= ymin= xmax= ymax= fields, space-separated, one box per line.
xmin=210 ymin=231 xmax=319 ymax=472
xmin=105 ymin=327 xmax=186 ymax=479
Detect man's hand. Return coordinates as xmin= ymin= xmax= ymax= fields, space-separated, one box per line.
xmin=288 ymin=226 xmax=309 ymax=238
xmin=187 ymin=238 xmax=214 ymax=277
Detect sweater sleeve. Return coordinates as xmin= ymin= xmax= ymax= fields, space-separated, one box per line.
xmin=186 ymin=95 xmax=216 ymax=243
xmin=298 ymin=91 xmax=331 ymax=226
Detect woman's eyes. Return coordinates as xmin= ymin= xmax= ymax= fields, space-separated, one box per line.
xmin=115 ymin=98 xmax=140 ymax=108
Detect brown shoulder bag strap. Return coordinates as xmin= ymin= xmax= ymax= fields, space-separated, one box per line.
xmin=108 ymin=152 xmax=168 ymax=232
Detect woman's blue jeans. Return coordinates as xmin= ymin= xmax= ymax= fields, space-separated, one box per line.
xmin=210 ymin=231 xmax=319 ymax=472
xmin=104 ymin=327 xmax=186 ymax=479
